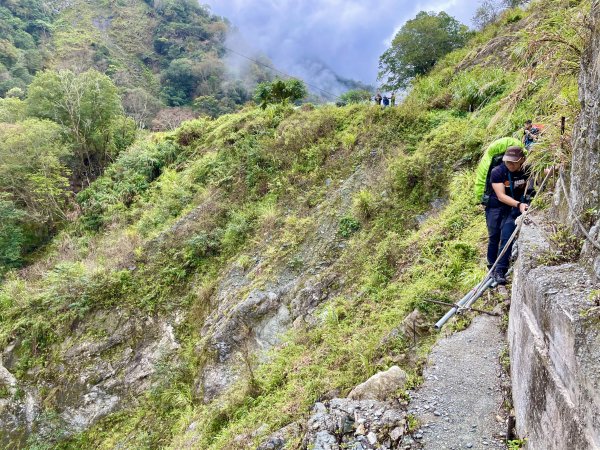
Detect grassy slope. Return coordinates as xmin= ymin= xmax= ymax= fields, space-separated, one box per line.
xmin=29 ymin=0 xmax=227 ymax=103
xmin=0 ymin=0 xmax=590 ymax=448
xmin=48 ymin=0 xmax=158 ymax=91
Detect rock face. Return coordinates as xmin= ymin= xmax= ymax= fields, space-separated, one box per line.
xmin=509 ymin=6 xmax=600 ymax=447
xmin=509 ymin=221 xmax=600 ymax=450
xmin=198 ymin=164 xmax=384 ymax=402
xmin=570 ymin=0 xmax=600 ymax=280
xmin=0 ymin=310 xmax=182 ymax=447
xmin=348 ymin=366 xmax=407 ymax=401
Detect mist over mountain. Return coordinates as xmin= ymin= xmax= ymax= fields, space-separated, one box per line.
xmin=222 ymin=27 xmax=372 ymax=101
xmin=204 ymin=0 xmax=482 ymax=90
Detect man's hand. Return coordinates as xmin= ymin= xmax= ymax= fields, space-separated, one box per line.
xmin=519 ymin=203 xmax=529 ymax=214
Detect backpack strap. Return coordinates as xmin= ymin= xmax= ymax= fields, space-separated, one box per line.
xmin=481 ymin=154 xmax=506 ymax=205
xmin=508 ymin=171 xmax=515 ymax=199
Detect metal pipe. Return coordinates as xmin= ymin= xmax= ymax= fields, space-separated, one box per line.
xmin=435 ymin=284 xmax=482 ymax=329
xmin=435 ymin=276 xmax=496 ymax=329
xmin=423 ymin=298 xmax=499 ymax=316
xmin=461 ymin=276 xmax=496 ymax=310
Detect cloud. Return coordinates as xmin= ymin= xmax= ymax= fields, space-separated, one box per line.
xmin=203 ymin=0 xmax=480 ymax=89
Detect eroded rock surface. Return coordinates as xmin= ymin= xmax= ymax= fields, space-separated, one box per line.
xmin=0 ymin=310 xmax=181 ymax=447
xmin=509 ymin=220 xmax=600 ymax=450
xmin=199 ymin=164 xmax=385 ymax=402
xmin=570 ymin=0 xmax=600 ymax=281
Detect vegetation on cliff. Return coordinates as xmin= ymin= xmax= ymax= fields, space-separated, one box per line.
xmin=0 ymin=0 xmax=593 ymax=448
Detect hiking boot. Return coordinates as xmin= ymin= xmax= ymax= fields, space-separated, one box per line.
xmin=493 ymin=271 xmax=507 ymax=286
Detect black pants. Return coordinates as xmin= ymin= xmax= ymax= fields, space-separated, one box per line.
xmin=485 ymin=205 xmax=520 ymax=274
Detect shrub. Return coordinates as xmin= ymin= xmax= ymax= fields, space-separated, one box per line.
xmin=338 ymin=216 xmax=361 ymax=238
xmin=254 ymin=78 xmax=307 ymax=109
xmin=0 ymin=196 xmax=24 ymax=274
xmin=77 ymin=140 xmax=183 ymax=231
xmin=450 ymin=67 xmax=513 ymax=112
xmin=340 ymin=89 xmax=371 ymax=104
xmin=352 ymin=190 xmax=377 ymax=221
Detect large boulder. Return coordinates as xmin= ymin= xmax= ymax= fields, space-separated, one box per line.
xmin=348 ymin=366 xmax=408 ymax=401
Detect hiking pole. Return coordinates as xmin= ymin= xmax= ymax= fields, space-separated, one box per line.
xmin=460 ymin=276 xmax=498 ymax=311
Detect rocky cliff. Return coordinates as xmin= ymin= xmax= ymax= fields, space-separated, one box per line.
xmin=509 ymin=1 xmax=600 ymax=448
xmin=571 ymin=0 xmax=600 ymax=281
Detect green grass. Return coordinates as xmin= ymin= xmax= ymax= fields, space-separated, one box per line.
xmin=0 ymin=0 xmax=591 ymax=447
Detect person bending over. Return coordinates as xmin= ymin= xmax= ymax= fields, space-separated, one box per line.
xmin=486 ymin=146 xmax=530 ymax=285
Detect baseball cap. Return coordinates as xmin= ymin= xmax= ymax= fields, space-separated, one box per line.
xmin=503 ymin=146 xmax=525 ymax=162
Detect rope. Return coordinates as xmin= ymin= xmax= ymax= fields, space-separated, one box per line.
xmin=558 ymin=170 xmax=600 ymax=251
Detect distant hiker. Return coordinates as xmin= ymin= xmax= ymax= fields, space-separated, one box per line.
xmin=375 ymin=92 xmax=382 ymax=105
xmin=390 ymin=92 xmax=396 ymax=107
xmin=485 ymin=145 xmax=530 ymax=285
xmin=523 ymin=120 xmax=540 ymax=149
xmin=382 ymin=95 xmax=390 ymax=107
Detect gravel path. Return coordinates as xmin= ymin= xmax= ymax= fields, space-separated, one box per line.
xmin=408 ymin=314 xmax=508 ymax=450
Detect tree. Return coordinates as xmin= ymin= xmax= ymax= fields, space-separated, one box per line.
xmin=473 ymin=0 xmax=504 ymax=29
xmin=253 ymin=78 xmax=307 ymax=109
xmin=193 ymin=96 xmax=223 ymax=118
xmin=151 ymin=107 xmax=196 ymax=131
xmin=160 ymin=56 xmax=226 ymax=106
xmin=122 ymin=88 xmax=162 ymax=129
xmin=473 ymin=0 xmax=529 ymax=30
xmin=0 ymin=119 xmax=71 ymax=225
xmin=0 ymin=96 xmax=27 ymax=123
xmin=340 ymin=89 xmax=372 ymax=104
xmin=161 ymin=58 xmax=197 ymax=106
xmin=0 ymin=195 xmax=24 ymax=274
xmin=26 ymin=69 xmax=136 ymax=184
xmin=378 ymin=11 xmax=472 ymax=90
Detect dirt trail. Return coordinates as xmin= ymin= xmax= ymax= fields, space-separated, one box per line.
xmin=409 ymin=314 xmax=508 ymax=450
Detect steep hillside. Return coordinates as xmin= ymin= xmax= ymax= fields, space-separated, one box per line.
xmin=0 ymin=0 xmax=52 ymax=95
xmin=1 ymin=0 xmax=273 ymax=125
xmin=0 ymin=0 xmax=593 ymax=449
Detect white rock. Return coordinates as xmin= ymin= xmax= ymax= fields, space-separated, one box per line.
xmin=355 ymin=423 xmax=366 ymax=435
xmin=390 ymin=426 xmax=404 ymax=441
xmin=348 ymin=366 xmax=408 ymax=401
xmin=367 ymin=431 xmax=378 ymax=445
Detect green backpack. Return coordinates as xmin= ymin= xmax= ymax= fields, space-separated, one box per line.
xmin=474 ymin=137 xmax=523 ymax=205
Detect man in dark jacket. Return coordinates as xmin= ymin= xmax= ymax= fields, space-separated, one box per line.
xmin=486 ymin=146 xmax=530 ymax=284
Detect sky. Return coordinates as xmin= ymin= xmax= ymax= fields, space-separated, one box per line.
xmin=203 ymin=0 xmax=482 ymax=95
